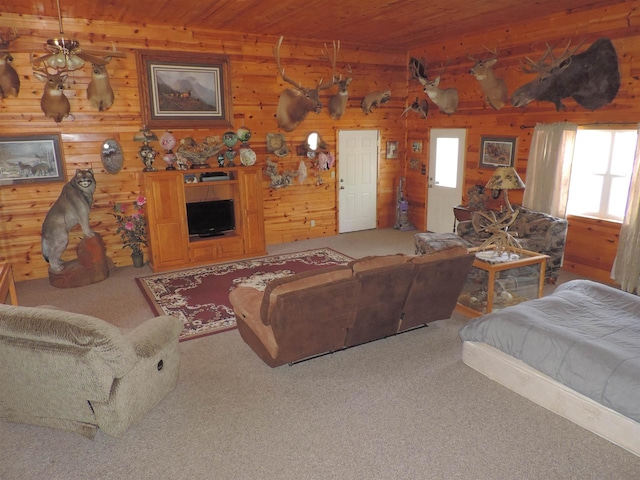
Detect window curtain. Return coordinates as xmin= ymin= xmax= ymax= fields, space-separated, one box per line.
xmin=522 ymin=122 xmax=577 ymax=217
xmin=612 ymin=124 xmax=640 ymax=293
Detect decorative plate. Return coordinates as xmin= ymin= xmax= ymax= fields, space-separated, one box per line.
xmin=240 ymin=147 xmax=257 ymax=166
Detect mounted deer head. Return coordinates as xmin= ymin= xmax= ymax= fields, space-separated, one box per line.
xmin=468 ymin=48 xmax=508 ymax=110
xmin=32 ymin=63 xmax=71 ymax=122
xmin=411 ymin=61 xmax=458 ymax=115
xmin=328 ymin=64 xmax=352 ymax=120
xmin=87 ymin=62 xmax=114 ymax=111
xmin=273 ymin=36 xmax=339 ymax=132
xmin=0 ymin=27 xmax=20 ymax=99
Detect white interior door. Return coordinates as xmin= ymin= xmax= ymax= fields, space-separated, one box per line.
xmin=338 ymin=130 xmax=379 ymax=233
xmin=427 ymin=128 xmax=466 ymax=232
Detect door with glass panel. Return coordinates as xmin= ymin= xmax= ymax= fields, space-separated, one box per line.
xmin=426 ymin=128 xmax=466 ymax=232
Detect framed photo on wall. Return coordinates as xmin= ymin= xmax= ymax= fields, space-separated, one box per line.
xmin=480 ymin=136 xmax=517 ymax=168
xmin=386 ymin=141 xmax=398 ymax=159
xmin=0 ymin=134 xmax=65 ymax=185
xmin=136 ymin=50 xmax=233 ymax=129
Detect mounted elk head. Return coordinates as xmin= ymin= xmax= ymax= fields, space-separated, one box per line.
xmin=411 ymin=61 xmax=458 ymax=114
xmin=512 ymin=37 xmax=620 ymax=111
xmin=87 ymin=62 xmax=114 ymax=111
xmin=32 ymin=63 xmax=71 ymax=123
xmin=328 ymin=65 xmax=352 ymax=120
xmin=361 ymin=90 xmax=391 ymax=114
xmin=273 ymin=36 xmax=339 ymax=132
xmin=0 ymin=27 xmax=20 ymax=99
xmin=468 ymin=48 xmax=508 ymax=110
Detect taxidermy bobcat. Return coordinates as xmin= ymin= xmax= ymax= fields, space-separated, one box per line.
xmin=41 ymin=169 xmax=96 ymax=272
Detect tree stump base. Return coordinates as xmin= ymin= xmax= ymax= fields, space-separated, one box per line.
xmin=49 ymin=234 xmax=114 ymax=288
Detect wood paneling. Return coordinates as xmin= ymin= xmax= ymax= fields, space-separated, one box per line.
xmin=0 ymin=0 xmax=627 ymax=50
xmin=1 ymin=2 xmax=638 ymax=282
xmin=405 ymin=1 xmax=639 ymax=282
xmin=0 ymin=13 xmax=406 ymax=281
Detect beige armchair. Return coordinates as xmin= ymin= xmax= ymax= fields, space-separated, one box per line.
xmin=0 ymin=304 xmax=182 ymax=438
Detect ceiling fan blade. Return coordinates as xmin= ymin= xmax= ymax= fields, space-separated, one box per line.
xmin=76 ymin=51 xmax=109 ymax=65
xmin=30 ymin=52 xmax=53 ymax=64
xmin=81 ymin=48 xmax=127 ymax=59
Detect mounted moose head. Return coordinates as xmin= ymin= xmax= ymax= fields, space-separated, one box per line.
xmin=328 ymin=65 xmax=352 ymax=120
xmin=32 ymin=64 xmax=71 ymax=123
xmin=273 ymin=36 xmax=339 ymax=132
xmin=0 ymin=27 xmax=20 ymax=99
xmin=511 ymin=38 xmax=620 ymax=111
xmin=468 ymin=49 xmax=508 ymax=110
xmin=410 ymin=59 xmax=458 ymax=115
xmin=87 ymin=62 xmax=114 ymax=111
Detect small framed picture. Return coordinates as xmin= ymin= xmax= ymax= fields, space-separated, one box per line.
xmin=411 ymin=141 xmax=423 ymax=153
xmin=409 ymin=158 xmax=420 ymax=170
xmin=386 ymin=141 xmax=398 ymax=159
xmin=0 ymin=134 xmax=65 ymax=185
xmin=480 ymin=136 xmax=517 ymax=168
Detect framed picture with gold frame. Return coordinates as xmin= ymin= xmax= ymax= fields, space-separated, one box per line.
xmin=136 ymin=50 xmax=233 ymax=129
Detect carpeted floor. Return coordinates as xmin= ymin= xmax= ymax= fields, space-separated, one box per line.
xmin=136 ymin=248 xmax=352 ymax=341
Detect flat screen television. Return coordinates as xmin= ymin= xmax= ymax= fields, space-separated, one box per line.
xmin=186 ymin=199 xmax=235 ymax=237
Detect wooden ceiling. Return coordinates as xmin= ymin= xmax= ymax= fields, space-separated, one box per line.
xmin=0 ymin=0 xmax=629 ymax=50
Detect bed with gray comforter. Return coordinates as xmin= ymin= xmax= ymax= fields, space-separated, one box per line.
xmin=459 ymin=279 xmax=640 ymax=423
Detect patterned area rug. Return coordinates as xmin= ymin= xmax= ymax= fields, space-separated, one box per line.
xmin=136 ymin=248 xmax=352 ymax=342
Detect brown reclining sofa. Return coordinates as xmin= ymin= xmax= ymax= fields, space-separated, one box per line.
xmin=229 ymin=245 xmax=474 ymax=367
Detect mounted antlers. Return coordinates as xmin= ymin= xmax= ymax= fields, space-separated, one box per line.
xmin=410 ymin=59 xmax=458 ymax=115
xmin=328 ymin=64 xmax=352 ymax=120
xmin=273 ymin=36 xmax=339 ymax=132
xmin=0 ymin=27 xmax=20 ymax=99
xmin=32 ymin=63 xmax=71 ymax=122
xmin=468 ymin=47 xmax=508 ymax=110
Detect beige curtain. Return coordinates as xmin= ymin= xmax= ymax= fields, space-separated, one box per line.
xmin=612 ymin=124 xmax=640 ymax=293
xmin=522 ymin=122 xmax=577 ymax=217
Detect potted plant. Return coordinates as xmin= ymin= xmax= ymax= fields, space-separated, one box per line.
xmin=112 ymin=196 xmax=147 ymax=267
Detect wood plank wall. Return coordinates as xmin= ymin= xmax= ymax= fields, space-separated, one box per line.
xmin=406 ymin=1 xmax=640 ymax=283
xmin=2 ymin=2 xmax=638 ymax=283
xmin=0 ymin=14 xmax=407 ymax=281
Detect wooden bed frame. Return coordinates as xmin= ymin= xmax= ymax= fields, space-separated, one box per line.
xmin=462 ymin=341 xmax=640 ymax=457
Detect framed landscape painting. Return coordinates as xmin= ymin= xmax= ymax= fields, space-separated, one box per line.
xmin=136 ymin=50 xmax=233 ymax=129
xmin=480 ymin=136 xmax=517 ymax=168
xmin=0 ymin=134 xmax=64 ymax=185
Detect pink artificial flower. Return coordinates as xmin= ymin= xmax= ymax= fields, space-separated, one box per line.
xmin=132 ymin=213 xmax=140 ymax=220
xmin=136 ymin=196 xmax=147 ymax=206
xmin=116 ymin=203 xmax=126 ymax=213
xmin=125 ymin=221 xmax=134 ymax=231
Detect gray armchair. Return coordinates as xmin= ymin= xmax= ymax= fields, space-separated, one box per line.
xmin=0 ymin=304 xmax=182 ymax=438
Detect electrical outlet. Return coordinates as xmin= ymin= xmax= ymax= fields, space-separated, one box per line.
xmin=310 ymin=220 xmax=316 ymax=227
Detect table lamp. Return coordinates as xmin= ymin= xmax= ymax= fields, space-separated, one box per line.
xmin=134 ymin=127 xmax=158 ymax=172
xmin=485 ymin=166 xmax=525 ymax=213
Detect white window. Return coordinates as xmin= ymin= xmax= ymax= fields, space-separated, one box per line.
xmin=566 ymin=129 xmax=637 ymax=221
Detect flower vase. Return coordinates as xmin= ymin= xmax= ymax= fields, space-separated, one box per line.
xmin=131 ymin=252 xmax=144 ymax=268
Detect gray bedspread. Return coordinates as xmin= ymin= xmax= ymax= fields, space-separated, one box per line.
xmin=459 ymin=279 xmax=640 ymax=422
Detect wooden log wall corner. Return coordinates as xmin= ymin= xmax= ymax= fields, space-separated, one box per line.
xmin=404 ymin=2 xmax=640 ymax=282
xmin=0 ymin=14 xmax=407 ymax=281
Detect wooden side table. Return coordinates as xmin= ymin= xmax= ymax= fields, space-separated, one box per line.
xmin=0 ymin=262 xmax=18 ymax=305
xmin=456 ymin=247 xmax=547 ymax=317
